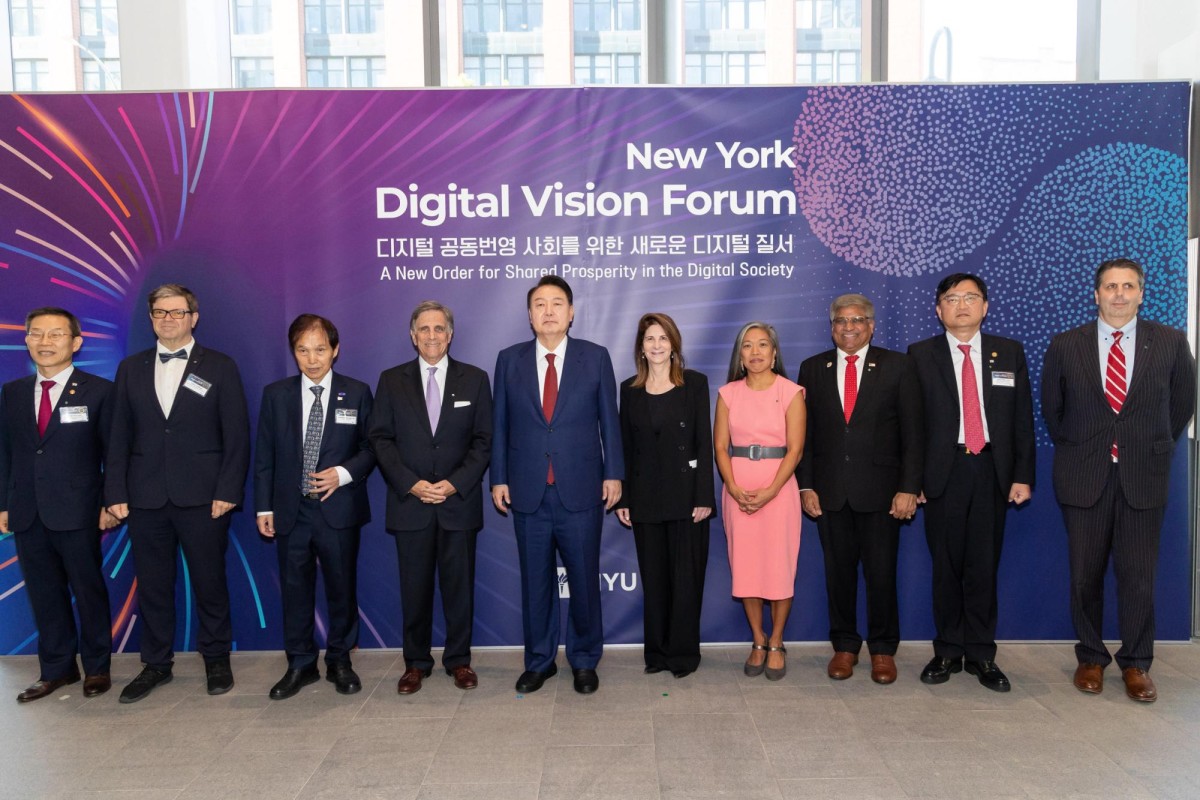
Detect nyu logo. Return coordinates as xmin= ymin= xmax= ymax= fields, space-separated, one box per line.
xmin=557 ymin=567 xmax=570 ymax=598
xmin=556 ymin=567 xmax=640 ymax=598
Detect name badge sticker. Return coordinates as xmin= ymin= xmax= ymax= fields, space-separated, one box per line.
xmin=183 ymin=373 xmax=212 ymax=397
xmin=335 ymin=408 xmax=358 ymax=425
xmin=992 ymin=371 xmax=1015 ymax=388
xmin=59 ymin=405 xmax=89 ymax=423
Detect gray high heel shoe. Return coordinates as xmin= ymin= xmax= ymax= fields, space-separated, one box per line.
xmin=764 ymin=644 xmax=788 ymax=681
xmin=744 ymin=642 xmax=769 ymax=677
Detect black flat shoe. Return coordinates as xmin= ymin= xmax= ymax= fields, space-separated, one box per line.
xmin=515 ymin=663 xmax=557 ymax=693
xmin=920 ymin=656 xmax=962 ymax=685
xmin=205 ymin=658 xmax=234 ymax=695
xmin=269 ymin=666 xmax=320 ymax=700
xmin=326 ymin=663 xmax=362 ymax=695
xmin=965 ymin=660 xmax=1011 ymax=692
xmin=119 ymin=666 xmax=172 ymax=704
xmin=572 ymin=668 xmax=599 ymax=694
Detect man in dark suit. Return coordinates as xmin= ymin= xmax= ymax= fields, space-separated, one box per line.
xmin=908 ymin=273 xmax=1035 ymax=692
xmin=106 ymin=284 xmax=250 ymax=703
xmin=369 ymin=301 xmax=492 ymax=695
xmin=0 ymin=307 xmax=115 ymax=702
xmin=797 ymin=294 xmax=923 ymax=685
xmin=491 ymin=275 xmax=623 ymax=695
xmin=255 ymin=314 xmax=375 ymax=699
xmin=1042 ymin=258 xmax=1195 ymax=703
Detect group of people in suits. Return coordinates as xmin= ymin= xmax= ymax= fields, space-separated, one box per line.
xmin=0 ymin=258 xmax=1193 ymax=706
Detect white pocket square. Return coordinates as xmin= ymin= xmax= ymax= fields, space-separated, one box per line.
xmin=454 ymin=400 xmax=471 ymax=408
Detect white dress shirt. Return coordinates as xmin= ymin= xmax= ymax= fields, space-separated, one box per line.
xmin=535 ymin=337 xmax=568 ymax=405
xmin=946 ymin=331 xmax=991 ymax=445
xmin=154 ymin=338 xmax=194 ymax=417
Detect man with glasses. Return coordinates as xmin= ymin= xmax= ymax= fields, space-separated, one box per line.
xmin=106 ymin=284 xmax=250 ymax=703
xmin=0 ymin=307 xmax=116 ymax=702
xmin=1042 ymin=258 xmax=1195 ymax=702
xmin=908 ymin=273 xmax=1035 ymax=692
xmin=797 ymin=294 xmax=923 ymax=685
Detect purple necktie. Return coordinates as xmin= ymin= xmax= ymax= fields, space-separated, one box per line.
xmin=426 ymin=366 xmax=440 ymax=432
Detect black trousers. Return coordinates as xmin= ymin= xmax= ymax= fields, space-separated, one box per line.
xmin=278 ymin=498 xmax=361 ymax=669
xmin=394 ymin=522 xmax=477 ymax=671
xmin=128 ymin=503 xmax=231 ymax=668
xmin=815 ymin=506 xmax=900 ymax=656
xmin=14 ymin=515 xmax=112 ymax=679
xmin=632 ymin=517 xmax=709 ymax=673
xmin=1061 ymin=462 xmax=1164 ymax=671
xmin=923 ymin=450 xmax=1007 ymax=662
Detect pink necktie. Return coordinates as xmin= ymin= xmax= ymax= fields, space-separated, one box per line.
xmin=37 ymin=380 xmax=55 ymax=438
xmin=1105 ymin=331 xmax=1126 ymax=460
xmin=543 ymin=354 xmax=557 ymax=484
xmin=843 ymin=355 xmax=858 ymax=423
xmin=958 ymin=345 xmax=986 ymax=454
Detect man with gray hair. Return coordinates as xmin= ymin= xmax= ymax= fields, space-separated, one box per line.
xmin=368 ymin=301 xmax=492 ymax=694
xmin=797 ymin=294 xmax=923 ymax=685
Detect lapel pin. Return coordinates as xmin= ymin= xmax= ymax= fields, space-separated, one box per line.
xmin=867 ymin=363 xmax=876 ymax=369
xmin=991 ymin=352 xmax=998 ymax=358
xmin=825 ymin=362 xmax=832 ymax=368
xmin=69 ymin=389 xmax=76 ymax=395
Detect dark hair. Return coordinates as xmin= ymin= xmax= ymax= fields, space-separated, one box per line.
xmin=288 ymin=314 xmax=339 ymax=351
xmin=409 ymin=300 xmax=455 ymax=333
xmin=25 ymin=306 xmax=82 ymax=338
xmin=727 ymin=321 xmax=786 ymax=382
xmin=147 ymin=283 xmax=198 ymax=313
xmin=935 ymin=273 xmax=988 ymax=303
xmin=631 ymin=312 xmax=685 ymax=388
xmin=1095 ymin=258 xmax=1145 ymax=291
xmin=526 ymin=275 xmax=573 ymax=307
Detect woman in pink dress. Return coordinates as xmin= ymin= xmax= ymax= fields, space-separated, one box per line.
xmin=714 ymin=321 xmax=806 ymax=680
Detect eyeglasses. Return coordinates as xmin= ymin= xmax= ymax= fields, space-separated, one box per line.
xmin=25 ymin=330 xmax=72 ymax=342
xmin=150 ymin=309 xmax=193 ymax=320
xmin=941 ymin=293 xmax=983 ymax=307
xmin=832 ymin=316 xmax=872 ymax=328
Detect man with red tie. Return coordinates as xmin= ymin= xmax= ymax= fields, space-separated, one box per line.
xmin=0 ymin=307 xmax=115 ymax=701
xmin=909 ymin=274 xmax=1035 ymax=692
xmin=1042 ymin=258 xmax=1195 ymax=702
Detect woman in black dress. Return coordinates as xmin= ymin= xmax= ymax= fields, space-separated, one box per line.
xmin=616 ymin=313 xmax=715 ymax=678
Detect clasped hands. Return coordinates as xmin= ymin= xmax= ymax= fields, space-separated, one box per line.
xmin=727 ymin=484 xmax=778 ymax=515
xmin=412 ymin=479 xmax=457 ymax=504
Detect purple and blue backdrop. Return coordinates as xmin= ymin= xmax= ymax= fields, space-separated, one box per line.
xmin=0 ymin=82 xmax=1192 ymax=656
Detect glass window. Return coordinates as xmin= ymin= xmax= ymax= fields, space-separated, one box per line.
xmin=574 ymin=0 xmax=640 ymax=32
xmin=574 ymin=52 xmax=642 ymax=85
xmin=82 ymin=58 xmax=121 ymax=90
xmin=348 ymin=56 xmax=384 ymax=86
xmin=304 ymin=0 xmax=343 ymax=35
xmin=348 ymin=0 xmax=383 ymax=34
xmin=232 ymin=0 xmax=272 ymax=35
xmin=13 ymin=59 xmax=49 ymax=91
xmin=234 ymin=56 xmax=275 ymax=87
xmin=796 ymin=0 xmax=860 ymax=84
xmin=10 ymin=0 xmax=45 ymax=37
xmin=463 ymin=54 xmax=502 ymax=85
xmin=685 ymin=0 xmax=763 ymax=31
xmin=464 ymin=0 xmax=540 ymax=33
xmin=505 ymin=54 xmax=543 ymax=84
xmin=78 ymin=0 xmax=118 ymax=38
xmin=307 ymin=55 xmax=346 ymax=86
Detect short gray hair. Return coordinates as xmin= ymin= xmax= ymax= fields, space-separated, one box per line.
xmin=409 ymin=300 xmax=454 ymax=333
xmin=829 ymin=293 xmax=874 ymax=322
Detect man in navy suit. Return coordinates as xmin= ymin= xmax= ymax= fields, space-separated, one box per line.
xmin=369 ymin=301 xmax=491 ymax=694
xmin=491 ymin=276 xmax=623 ymax=694
xmin=1042 ymin=258 xmax=1195 ymax=702
xmin=909 ymin=273 xmax=1035 ymax=693
xmin=106 ymin=284 xmax=250 ymax=703
xmin=0 ymin=307 xmax=115 ymax=702
xmin=255 ymin=315 xmax=375 ymax=699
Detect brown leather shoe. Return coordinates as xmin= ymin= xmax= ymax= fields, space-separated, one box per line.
xmin=396 ymin=666 xmax=431 ymax=695
xmin=1122 ymin=667 xmax=1157 ymax=702
xmin=447 ymin=665 xmax=478 ymax=690
xmin=1073 ymin=663 xmax=1104 ymax=694
xmin=82 ymin=673 xmax=112 ymax=698
xmin=17 ymin=671 xmax=80 ymax=703
xmin=870 ymin=654 xmax=897 ymax=685
xmin=827 ymin=651 xmax=858 ymax=680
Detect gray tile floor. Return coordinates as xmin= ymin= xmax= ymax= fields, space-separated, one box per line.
xmin=3 ymin=642 xmax=1200 ymax=799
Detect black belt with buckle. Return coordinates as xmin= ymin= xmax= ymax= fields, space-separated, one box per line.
xmin=955 ymin=443 xmax=991 ymax=455
xmin=730 ymin=444 xmax=787 ymax=460
xmin=302 ymin=491 xmax=321 ymax=500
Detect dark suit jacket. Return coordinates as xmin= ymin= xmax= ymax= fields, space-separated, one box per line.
xmin=909 ymin=333 xmax=1036 ymax=499
xmin=796 ymin=347 xmax=923 ymax=512
xmin=617 ymin=369 xmax=715 ymax=522
xmin=0 ymin=370 xmax=113 ymax=532
xmin=369 ymin=357 xmax=492 ymax=532
xmin=1041 ymin=318 xmax=1194 ymax=510
xmin=106 ymin=344 xmax=250 ymax=509
xmin=254 ymin=373 xmax=375 ymax=534
xmin=491 ymin=337 xmax=624 ymax=514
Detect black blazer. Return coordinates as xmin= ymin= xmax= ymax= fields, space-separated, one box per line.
xmin=369 ymin=357 xmax=492 ymax=532
xmin=0 ymin=370 xmax=113 ymax=532
xmin=617 ymin=369 xmax=715 ymax=522
xmin=106 ymin=344 xmax=250 ymax=509
xmin=909 ymin=333 xmax=1036 ymax=499
xmin=253 ymin=373 xmax=375 ymax=534
xmin=796 ymin=346 xmax=923 ymax=513
xmin=1041 ymin=318 xmax=1194 ymax=510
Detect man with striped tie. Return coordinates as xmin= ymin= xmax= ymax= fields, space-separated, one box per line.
xmin=1042 ymin=258 xmax=1195 ymax=702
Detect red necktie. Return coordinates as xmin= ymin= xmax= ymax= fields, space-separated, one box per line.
xmin=543 ymin=353 xmax=558 ymax=484
xmin=958 ymin=344 xmax=986 ymax=454
xmin=1105 ymin=331 xmax=1126 ymax=460
xmin=843 ymin=354 xmax=859 ymax=423
xmin=37 ymin=380 xmax=55 ymax=438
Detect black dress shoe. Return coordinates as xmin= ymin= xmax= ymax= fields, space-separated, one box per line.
xmin=326 ymin=663 xmax=362 ymax=695
xmin=119 ymin=666 xmax=172 ymax=704
xmin=644 ymin=666 xmax=665 ymax=674
xmin=205 ymin=658 xmax=234 ymax=695
xmin=572 ymin=668 xmax=599 ymax=694
xmin=269 ymin=666 xmax=320 ymax=700
xmin=965 ymin=660 xmax=1011 ymax=692
xmin=17 ymin=672 xmax=81 ymax=703
xmin=515 ymin=663 xmax=557 ymax=693
xmin=920 ymin=656 xmax=963 ymax=685
xmin=672 ymin=669 xmax=695 ymax=679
